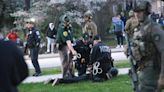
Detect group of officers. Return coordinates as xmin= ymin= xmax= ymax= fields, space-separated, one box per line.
xmin=48 ymin=11 xmax=118 ymax=85
xmin=1 ymin=0 xmax=164 ymax=92
xmin=24 ymin=9 xmax=118 ymax=85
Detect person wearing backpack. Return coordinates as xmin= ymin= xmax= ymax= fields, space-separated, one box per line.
xmin=112 ymin=14 xmax=125 ymax=48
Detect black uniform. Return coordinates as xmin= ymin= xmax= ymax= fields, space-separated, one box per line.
xmin=27 ymin=27 xmax=41 ymax=76
xmin=90 ymin=41 xmax=113 ymax=80
xmin=0 ymin=40 xmax=28 ymax=92
xmin=73 ymin=40 xmax=91 ymax=76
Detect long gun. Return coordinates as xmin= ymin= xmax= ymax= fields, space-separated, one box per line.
xmin=126 ymin=34 xmax=139 ymax=92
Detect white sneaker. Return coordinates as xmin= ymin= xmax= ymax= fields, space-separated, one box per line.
xmin=116 ymin=45 xmax=120 ymax=48
xmin=121 ymin=45 xmax=124 ymax=48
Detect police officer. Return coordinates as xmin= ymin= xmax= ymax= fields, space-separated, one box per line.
xmin=131 ymin=1 xmax=164 ymax=91
xmin=0 ymin=39 xmax=28 ymax=92
xmin=83 ymin=11 xmax=97 ymax=40
xmin=73 ymin=33 xmax=92 ymax=76
xmin=26 ymin=18 xmax=41 ymax=76
xmin=56 ymin=15 xmax=77 ymax=78
xmin=90 ymin=35 xmax=116 ymax=81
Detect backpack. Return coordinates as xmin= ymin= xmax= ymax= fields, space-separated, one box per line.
xmin=114 ymin=20 xmax=123 ymax=32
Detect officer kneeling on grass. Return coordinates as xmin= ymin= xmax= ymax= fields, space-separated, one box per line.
xmin=44 ymin=35 xmax=118 ymax=86
xmin=73 ymin=33 xmax=92 ymax=76
xmin=90 ymin=35 xmax=118 ymax=82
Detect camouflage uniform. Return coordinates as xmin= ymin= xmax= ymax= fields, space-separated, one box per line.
xmin=125 ymin=10 xmax=139 ymax=39
xmin=56 ymin=16 xmax=74 ymax=78
xmin=83 ymin=11 xmax=97 ymax=40
xmin=83 ymin=21 xmax=97 ymax=38
xmin=131 ymin=1 xmax=164 ymax=92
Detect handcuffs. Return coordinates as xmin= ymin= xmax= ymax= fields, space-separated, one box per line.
xmin=92 ymin=62 xmax=103 ymax=75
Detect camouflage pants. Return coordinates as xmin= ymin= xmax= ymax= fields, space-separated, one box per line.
xmin=59 ymin=46 xmax=74 ymax=78
xmin=138 ymin=64 xmax=159 ymax=92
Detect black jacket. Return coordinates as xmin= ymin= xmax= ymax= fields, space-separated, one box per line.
xmin=90 ymin=42 xmax=112 ymax=66
xmin=46 ymin=28 xmax=57 ymax=39
xmin=73 ymin=40 xmax=92 ymax=64
xmin=27 ymin=28 xmax=40 ymax=48
xmin=0 ymin=40 xmax=28 ymax=92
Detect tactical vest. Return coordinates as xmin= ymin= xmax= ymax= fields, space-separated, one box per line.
xmin=131 ymin=20 xmax=159 ymax=69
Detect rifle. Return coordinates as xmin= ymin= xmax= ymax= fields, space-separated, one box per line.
xmin=126 ymin=34 xmax=139 ymax=92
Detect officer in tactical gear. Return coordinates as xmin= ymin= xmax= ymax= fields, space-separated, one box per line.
xmin=83 ymin=11 xmax=97 ymax=40
xmin=26 ymin=18 xmax=42 ymax=76
xmin=125 ymin=10 xmax=139 ymax=39
xmin=56 ymin=15 xmax=77 ymax=78
xmin=73 ymin=33 xmax=92 ymax=76
xmin=124 ymin=10 xmax=139 ymax=56
xmin=130 ymin=1 xmax=164 ymax=91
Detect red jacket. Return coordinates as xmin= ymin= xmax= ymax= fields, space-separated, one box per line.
xmin=7 ymin=32 xmax=18 ymax=42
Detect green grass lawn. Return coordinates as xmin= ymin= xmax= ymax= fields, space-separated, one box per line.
xmin=29 ymin=68 xmax=61 ymax=76
xmin=114 ymin=60 xmax=130 ymax=68
xmin=19 ymin=75 xmax=132 ymax=92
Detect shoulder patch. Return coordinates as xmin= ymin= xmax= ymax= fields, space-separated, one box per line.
xmin=63 ymin=31 xmax=68 ymax=37
xmin=153 ymin=34 xmax=160 ymax=41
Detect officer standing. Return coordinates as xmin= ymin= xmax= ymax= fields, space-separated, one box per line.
xmin=73 ymin=33 xmax=92 ymax=76
xmin=56 ymin=15 xmax=77 ymax=78
xmin=130 ymin=1 xmax=164 ymax=91
xmin=26 ymin=18 xmax=42 ymax=76
xmin=83 ymin=11 xmax=97 ymax=40
xmin=125 ymin=10 xmax=139 ymax=40
xmin=0 ymin=39 xmax=28 ymax=92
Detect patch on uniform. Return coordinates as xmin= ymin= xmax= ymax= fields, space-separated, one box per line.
xmin=153 ymin=34 xmax=160 ymax=41
xmin=63 ymin=31 xmax=68 ymax=37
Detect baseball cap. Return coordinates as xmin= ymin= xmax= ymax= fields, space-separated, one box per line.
xmin=82 ymin=33 xmax=89 ymax=40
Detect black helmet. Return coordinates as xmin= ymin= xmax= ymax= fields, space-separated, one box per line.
xmin=133 ymin=1 xmax=151 ymax=14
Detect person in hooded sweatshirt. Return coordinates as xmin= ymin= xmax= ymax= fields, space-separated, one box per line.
xmin=46 ymin=23 xmax=57 ymax=53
